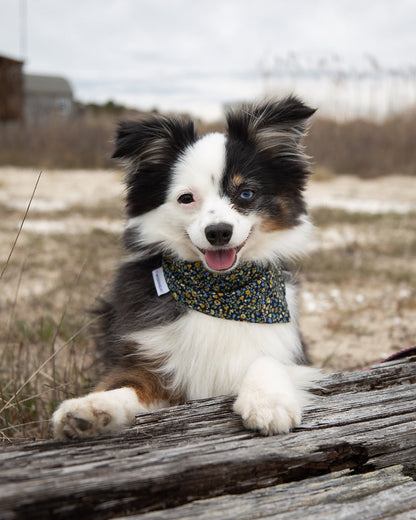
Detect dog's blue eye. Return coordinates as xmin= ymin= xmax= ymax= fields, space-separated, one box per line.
xmin=178 ymin=193 xmax=194 ymax=204
xmin=239 ymin=189 xmax=255 ymax=201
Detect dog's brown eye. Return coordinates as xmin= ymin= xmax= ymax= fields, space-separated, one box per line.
xmin=178 ymin=193 xmax=194 ymax=204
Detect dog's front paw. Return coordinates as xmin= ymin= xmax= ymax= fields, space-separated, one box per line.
xmin=233 ymin=390 xmax=302 ymax=436
xmin=52 ymin=388 xmax=140 ymax=440
xmin=52 ymin=396 xmax=112 ymax=440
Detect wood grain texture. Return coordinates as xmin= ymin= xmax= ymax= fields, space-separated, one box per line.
xmin=117 ymin=466 xmax=416 ymax=520
xmin=0 ymin=358 xmax=415 ymax=519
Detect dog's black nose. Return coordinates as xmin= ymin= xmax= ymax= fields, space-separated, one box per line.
xmin=205 ymin=223 xmax=233 ymax=246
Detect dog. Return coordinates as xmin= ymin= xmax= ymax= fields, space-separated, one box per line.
xmin=52 ymin=96 xmax=317 ymax=440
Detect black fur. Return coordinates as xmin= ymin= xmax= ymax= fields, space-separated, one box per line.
xmin=97 ymin=254 xmax=187 ymax=367
xmin=225 ymin=96 xmax=316 ymax=143
xmin=99 ymin=97 xmax=315 ymax=368
xmin=223 ymin=97 xmax=315 ymax=228
xmin=113 ymin=116 xmax=198 ymax=217
xmin=99 ymin=115 xmax=199 ymax=366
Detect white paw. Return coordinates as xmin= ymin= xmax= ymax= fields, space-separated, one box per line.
xmin=52 ymin=388 xmax=141 ymax=440
xmin=233 ymin=390 xmax=302 ymax=436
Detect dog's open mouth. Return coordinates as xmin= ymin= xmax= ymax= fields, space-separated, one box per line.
xmin=199 ymin=243 xmax=246 ymax=271
xmin=205 ymin=249 xmax=236 ymax=271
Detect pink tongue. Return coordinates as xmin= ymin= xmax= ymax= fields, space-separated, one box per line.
xmin=205 ymin=249 xmax=236 ymax=271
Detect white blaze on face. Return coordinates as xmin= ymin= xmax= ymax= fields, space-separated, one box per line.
xmin=169 ymin=133 xmax=254 ymax=270
xmin=125 ymin=129 xmax=312 ymax=269
xmin=171 ymin=132 xmax=226 ymax=199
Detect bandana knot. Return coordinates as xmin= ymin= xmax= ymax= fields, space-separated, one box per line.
xmin=161 ymin=255 xmax=290 ymax=324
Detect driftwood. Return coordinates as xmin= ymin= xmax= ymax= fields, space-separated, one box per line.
xmin=0 ymin=357 xmax=415 ymax=519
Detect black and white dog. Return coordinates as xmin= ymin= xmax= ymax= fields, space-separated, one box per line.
xmin=53 ymin=96 xmax=317 ymax=439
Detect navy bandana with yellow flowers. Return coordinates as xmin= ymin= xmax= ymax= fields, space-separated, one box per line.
xmin=161 ymin=255 xmax=290 ymax=324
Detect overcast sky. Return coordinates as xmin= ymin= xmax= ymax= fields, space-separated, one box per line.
xmin=1 ymin=0 xmax=416 ymax=119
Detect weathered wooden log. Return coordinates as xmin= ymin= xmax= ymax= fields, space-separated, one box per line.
xmin=0 ymin=358 xmax=415 ymax=520
xmin=116 ymin=466 xmax=416 ymax=520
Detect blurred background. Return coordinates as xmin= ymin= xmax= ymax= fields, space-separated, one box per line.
xmin=1 ymin=0 xmax=415 ymax=439
xmin=1 ymin=0 xmax=416 ymax=171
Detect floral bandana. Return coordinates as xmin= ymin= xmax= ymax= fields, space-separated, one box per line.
xmin=160 ymin=255 xmax=291 ymax=324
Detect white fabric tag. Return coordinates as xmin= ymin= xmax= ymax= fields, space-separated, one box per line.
xmin=152 ymin=267 xmax=170 ymax=296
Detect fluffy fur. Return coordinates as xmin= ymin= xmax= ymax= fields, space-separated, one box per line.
xmin=52 ymin=96 xmax=318 ymax=440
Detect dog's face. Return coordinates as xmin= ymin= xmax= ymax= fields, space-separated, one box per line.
xmin=114 ymin=97 xmax=315 ymax=271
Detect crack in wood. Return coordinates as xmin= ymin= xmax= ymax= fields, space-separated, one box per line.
xmin=0 ymin=359 xmax=415 ymax=519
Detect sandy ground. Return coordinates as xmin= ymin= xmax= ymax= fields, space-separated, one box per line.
xmin=2 ymin=166 xmax=415 ymax=229
xmin=307 ymin=175 xmax=416 ymax=212
xmin=1 ymin=167 xmax=416 ymax=372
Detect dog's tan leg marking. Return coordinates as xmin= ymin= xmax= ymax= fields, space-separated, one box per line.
xmin=53 ymin=363 xmax=172 ymax=440
xmin=52 ymin=387 xmax=151 ymax=440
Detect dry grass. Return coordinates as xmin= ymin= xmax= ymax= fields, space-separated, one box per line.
xmin=0 ymin=178 xmax=122 ymax=440
xmin=1 ymin=108 xmax=416 ymax=176
xmin=1 ymin=170 xmax=416 ymax=441
xmin=1 ymin=105 xmax=415 ymax=441
xmin=2 ymin=172 xmax=416 ymax=441
xmin=301 ymin=208 xmax=416 ymax=370
xmin=306 ymin=111 xmax=416 ymax=177
xmin=0 ymin=110 xmax=221 ymax=171
xmin=0 ymin=114 xmax=115 ymax=169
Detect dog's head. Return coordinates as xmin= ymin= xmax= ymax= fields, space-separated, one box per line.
xmin=113 ymin=96 xmax=315 ymax=272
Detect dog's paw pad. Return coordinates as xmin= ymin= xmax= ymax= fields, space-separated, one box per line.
xmin=234 ymin=392 xmax=301 ymax=436
xmin=53 ymin=397 xmax=114 ymax=440
xmin=52 ymin=388 xmax=143 ymax=440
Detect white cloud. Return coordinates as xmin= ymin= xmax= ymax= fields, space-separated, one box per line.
xmin=1 ymin=0 xmax=415 ymax=119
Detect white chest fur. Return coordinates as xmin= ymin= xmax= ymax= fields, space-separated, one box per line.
xmin=128 ymin=282 xmax=302 ymax=399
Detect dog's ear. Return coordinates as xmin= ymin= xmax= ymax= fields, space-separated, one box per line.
xmin=112 ymin=116 xmax=197 ymax=165
xmin=226 ymin=96 xmax=316 ymax=155
xmin=113 ymin=116 xmax=198 ymax=216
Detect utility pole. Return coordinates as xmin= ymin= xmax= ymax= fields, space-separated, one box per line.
xmin=20 ymin=0 xmax=27 ymax=61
